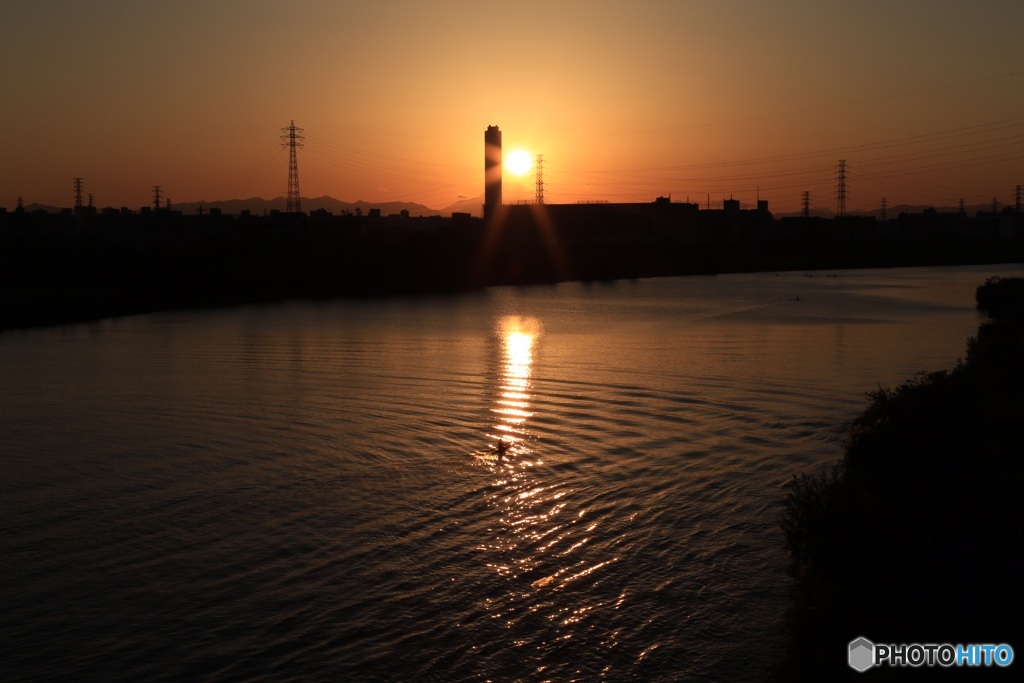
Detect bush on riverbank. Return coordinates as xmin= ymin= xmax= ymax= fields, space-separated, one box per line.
xmin=772 ymin=277 xmax=1024 ymax=680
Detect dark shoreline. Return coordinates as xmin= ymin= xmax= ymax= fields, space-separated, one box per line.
xmin=3 ymin=213 xmax=1022 ymax=333
xmin=771 ymin=276 xmax=1024 ymax=680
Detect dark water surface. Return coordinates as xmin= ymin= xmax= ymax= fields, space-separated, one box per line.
xmin=3 ymin=265 xmax=1021 ymax=681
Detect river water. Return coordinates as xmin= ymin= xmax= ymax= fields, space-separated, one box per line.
xmin=2 ymin=264 xmax=1020 ymax=682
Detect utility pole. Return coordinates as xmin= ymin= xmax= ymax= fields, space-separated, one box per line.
xmin=281 ymin=120 xmax=305 ymax=214
xmin=959 ymin=198 xmax=966 ymax=215
xmin=880 ymin=197 xmax=887 ymax=224
xmin=153 ymin=185 xmax=162 ymax=211
xmin=801 ymin=191 xmax=810 ymax=219
xmin=1016 ymin=185 xmax=1021 ymax=214
xmin=535 ymin=154 xmax=544 ymax=205
xmin=73 ymin=178 xmax=84 ymax=210
xmin=835 ymin=160 xmax=848 ymax=217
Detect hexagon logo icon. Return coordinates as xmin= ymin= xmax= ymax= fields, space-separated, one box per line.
xmin=849 ymin=637 xmax=875 ymax=672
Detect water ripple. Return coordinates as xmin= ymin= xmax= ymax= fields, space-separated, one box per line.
xmin=4 ymin=266 xmax=1018 ymax=681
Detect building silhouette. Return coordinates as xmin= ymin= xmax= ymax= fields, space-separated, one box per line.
xmin=484 ymin=125 xmax=502 ymax=219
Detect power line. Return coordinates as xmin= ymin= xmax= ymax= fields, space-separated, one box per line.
xmin=281 ymin=120 xmax=305 ymax=214
xmin=836 ymin=160 xmax=848 ymax=217
xmin=535 ymin=154 xmax=544 ymax=205
xmin=73 ymin=177 xmax=84 ymax=210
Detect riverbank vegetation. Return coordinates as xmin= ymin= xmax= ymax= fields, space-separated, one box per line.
xmin=773 ymin=276 xmax=1024 ymax=680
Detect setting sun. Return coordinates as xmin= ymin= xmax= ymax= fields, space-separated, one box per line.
xmin=506 ymin=149 xmax=532 ymax=176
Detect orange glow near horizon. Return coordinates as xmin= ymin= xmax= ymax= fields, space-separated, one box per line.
xmin=3 ymin=2 xmax=1023 ymax=214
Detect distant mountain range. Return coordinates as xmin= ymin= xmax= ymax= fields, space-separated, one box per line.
xmin=180 ymin=196 xmax=442 ymax=217
xmin=174 ymin=195 xmax=487 ymax=218
xmin=18 ymin=195 xmax=485 ymax=218
xmin=15 ymin=197 xmax=1009 ymax=219
xmin=175 ymin=194 xmax=487 ymax=219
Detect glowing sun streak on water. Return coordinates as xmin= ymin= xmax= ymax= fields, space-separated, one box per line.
xmin=489 ymin=316 xmax=542 ymax=452
xmin=483 ymin=314 xmax=618 ymax=602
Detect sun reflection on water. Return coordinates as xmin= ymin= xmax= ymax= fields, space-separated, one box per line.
xmin=470 ymin=313 xmax=627 ymax=666
xmin=480 ymin=315 xmax=614 ymax=577
xmin=489 ymin=316 xmax=542 ymax=457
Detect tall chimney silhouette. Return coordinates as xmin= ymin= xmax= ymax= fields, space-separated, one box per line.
xmin=484 ymin=125 xmax=502 ymax=219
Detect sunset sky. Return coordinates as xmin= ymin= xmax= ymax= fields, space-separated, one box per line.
xmin=3 ymin=0 xmax=1023 ymax=214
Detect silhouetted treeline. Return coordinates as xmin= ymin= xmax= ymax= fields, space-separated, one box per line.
xmin=1 ymin=204 xmax=1022 ymax=331
xmin=974 ymin=275 xmax=1024 ymax=320
xmin=771 ymin=277 xmax=1024 ymax=680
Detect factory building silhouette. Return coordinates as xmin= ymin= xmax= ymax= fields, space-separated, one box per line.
xmin=484 ymin=125 xmax=502 ymax=219
xmin=480 ymin=124 xmax=777 ymax=253
xmin=1 ymin=123 xmax=1022 ymax=332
